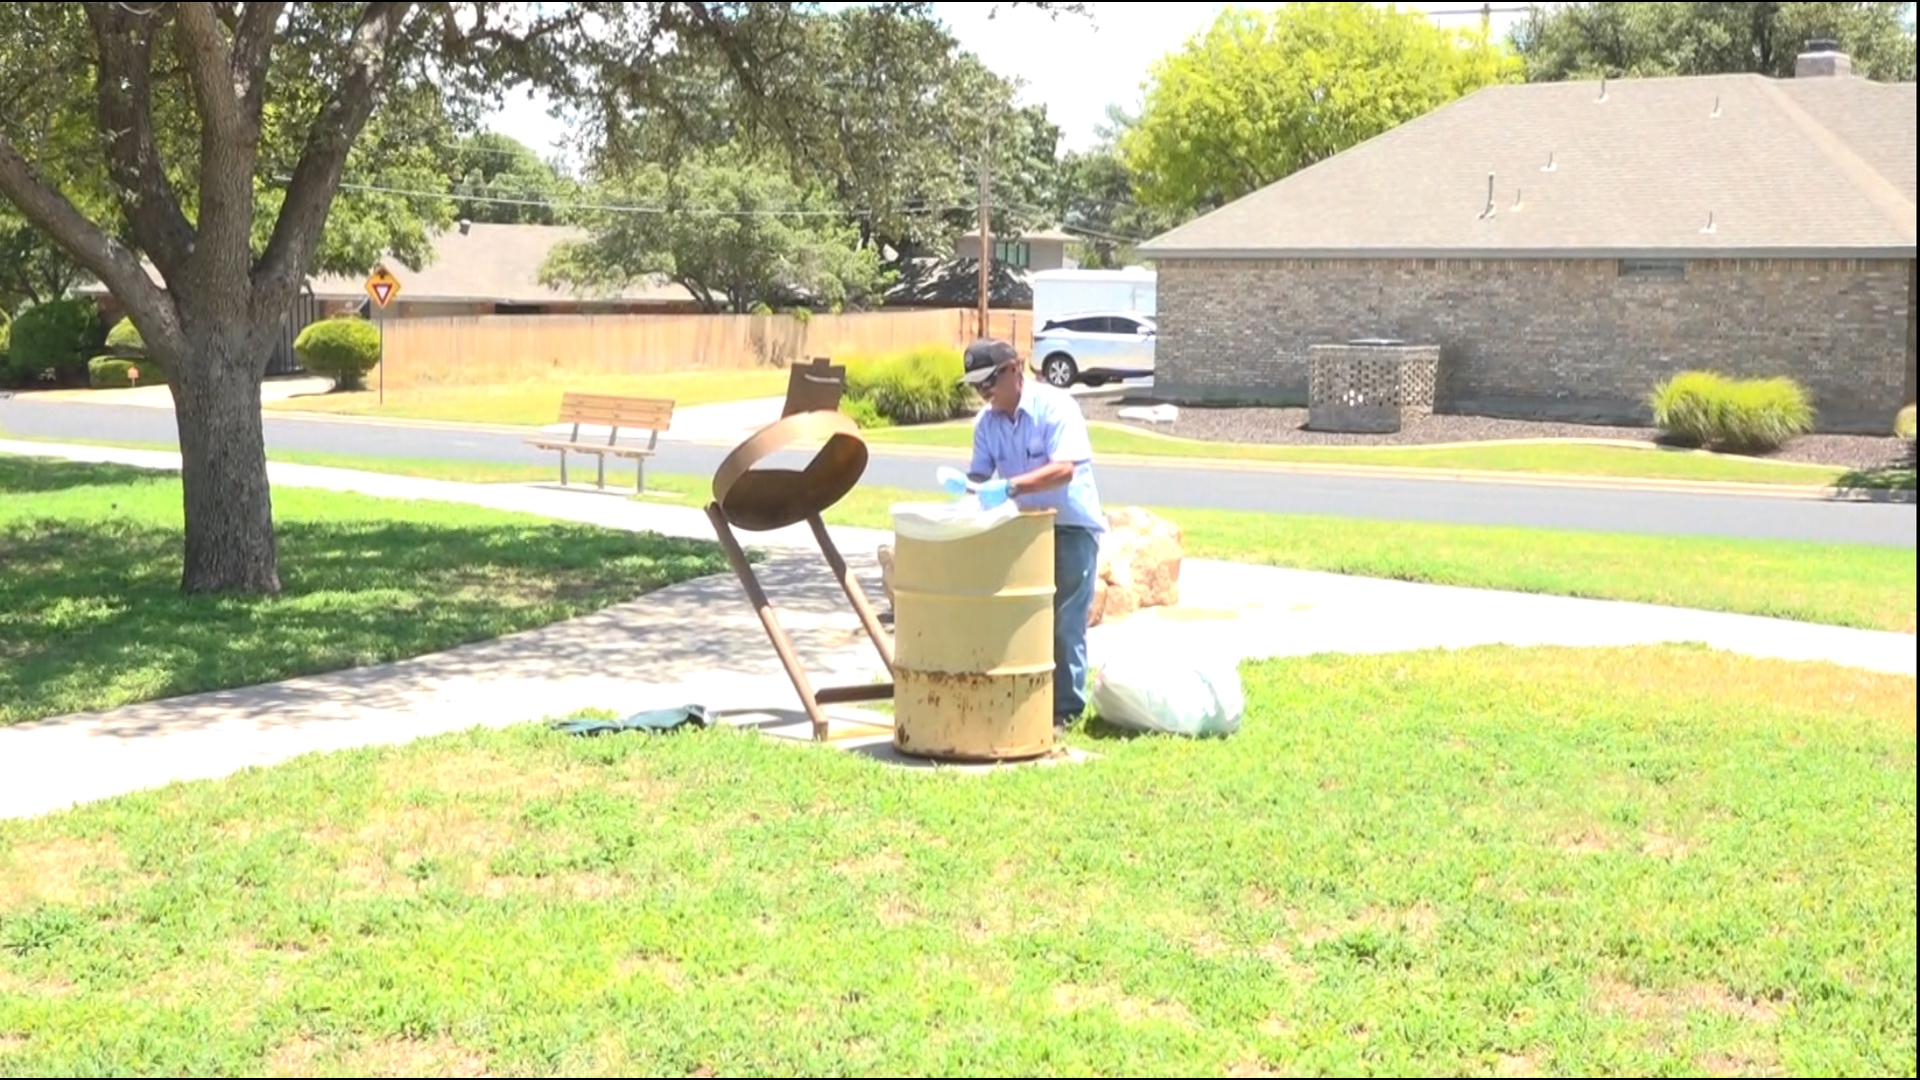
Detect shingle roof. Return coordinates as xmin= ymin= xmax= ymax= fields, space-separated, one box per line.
xmin=76 ymin=222 xmax=696 ymax=305
xmin=1137 ymin=72 xmax=1917 ymax=259
xmin=306 ymin=222 xmax=693 ymax=304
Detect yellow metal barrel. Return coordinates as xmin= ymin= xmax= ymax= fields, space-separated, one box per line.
xmin=889 ymin=508 xmax=1056 ymax=762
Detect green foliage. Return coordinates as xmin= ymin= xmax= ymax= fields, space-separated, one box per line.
xmin=2 ymin=210 xmax=87 ymax=315
xmin=1896 ymin=404 xmax=1917 ymax=440
xmin=542 ymin=154 xmax=888 ymax=314
xmin=87 ymin=356 xmax=165 ymax=389
xmin=1649 ymin=371 xmax=1817 ymax=452
xmin=294 ymin=317 xmax=383 ymax=392
xmin=5 ymin=296 xmax=100 ymax=385
xmin=1123 ymin=2 xmax=1522 ymax=215
xmin=0 ymin=316 xmax=9 ymax=362
xmin=840 ymin=346 xmax=977 ymax=427
xmin=1055 ymin=106 xmax=1189 ymax=268
xmin=104 ymin=316 xmax=144 ymax=356
xmin=838 ymin=395 xmax=890 ymax=430
xmin=440 ymin=131 xmax=579 ymax=226
xmin=1510 ymin=1 xmax=1918 ymax=82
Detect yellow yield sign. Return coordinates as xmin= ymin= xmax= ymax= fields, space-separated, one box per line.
xmin=364 ymin=266 xmax=402 ymax=309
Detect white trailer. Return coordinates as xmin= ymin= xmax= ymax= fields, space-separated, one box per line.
xmin=1029 ymin=266 xmax=1157 ymax=329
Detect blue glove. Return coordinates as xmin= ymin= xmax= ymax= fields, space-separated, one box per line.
xmin=937 ymin=466 xmax=971 ymax=497
xmin=976 ymin=478 xmax=1011 ymax=510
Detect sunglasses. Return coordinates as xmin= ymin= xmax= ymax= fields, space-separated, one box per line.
xmin=976 ymin=362 xmax=1017 ymax=396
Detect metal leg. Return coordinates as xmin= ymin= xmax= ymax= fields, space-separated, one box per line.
xmin=808 ymin=513 xmax=895 ymax=672
xmin=707 ymin=502 xmax=834 ymax=741
xmin=596 ymin=453 xmax=606 ymax=490
xmin=635 ymin=456 xmax=646 ymax=495
xmin=559 ymin=451 xmax=568 ymax=487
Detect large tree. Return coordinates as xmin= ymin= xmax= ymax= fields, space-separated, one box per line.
xmin=541 ymin=154 xmax=886 ymax=313
xmin=440 ymin=131 xmax=579 ymax=226
xmin=1054 ymin=106 xmax=1184 ymax=269
xmin=589 ymin=4 xmax=1066 ymax=268
xmin=1121 ymin=1 xmax=1522 ymax=216
xmin=0 ymin=2 xmax=1077 ymax=596
xmin=1511 ymin=2 xmax=1917 ymax=82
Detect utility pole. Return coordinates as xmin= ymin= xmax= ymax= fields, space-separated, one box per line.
xmin=976 ymin=133 xmax=992 ymax=341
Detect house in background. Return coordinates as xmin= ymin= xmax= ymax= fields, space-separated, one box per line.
xmin=305 ymin=221 xmax=702 ymax=317
xmin=953 ymin=227 xmax=1079 ymax=274
xmin=886 ymin=227 xmax=1081 ymax=311
xmin=1137 ymin=41 xmax=1916 ymax=434
xmin=75 ymin=221 xmax=703 ymax=375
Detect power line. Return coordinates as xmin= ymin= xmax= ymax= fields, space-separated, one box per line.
xmin=312 ymin=176 xmax=999 ymax=219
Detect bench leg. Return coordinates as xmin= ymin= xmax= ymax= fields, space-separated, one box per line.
xmin=596 ymin=454 xmax=606 ymax=490
xmin=634 ymin=457 xmax=646 ymax=495
xmin=559 ymin=450 xmax=568 ymax=488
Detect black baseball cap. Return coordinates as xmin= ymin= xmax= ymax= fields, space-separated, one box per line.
xmin=960 ymin=338 xmax=1020 ymax=386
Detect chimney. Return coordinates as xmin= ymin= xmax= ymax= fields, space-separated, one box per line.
xmin=1795 ymin=39 xmax=1852 ymax=78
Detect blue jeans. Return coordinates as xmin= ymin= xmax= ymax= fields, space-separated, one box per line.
xmin=1053 ymin=525 xmax=1100 ymax=723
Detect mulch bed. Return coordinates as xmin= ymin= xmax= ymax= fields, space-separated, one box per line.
xmin=1077 ymin=398 xmax=1912 ymax=473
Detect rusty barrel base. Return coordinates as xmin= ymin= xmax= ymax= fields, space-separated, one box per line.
xmin=891 ymin=666 xmax=1055 ymax=764
xmin=890 ymin=740 xmax=1056 ymax=765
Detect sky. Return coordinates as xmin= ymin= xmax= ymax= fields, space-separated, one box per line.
xmin=482 ymin=2 xmax=1538 ymax=166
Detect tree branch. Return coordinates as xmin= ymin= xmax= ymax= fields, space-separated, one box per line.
xmin=252 ymin=1 xmax=411 ymax=317
xmin=83 ymin=1 xmax=195 ymax=280
xmin=0 ymin=134 xmax=173 ymax=323
xmin=232 ymin=1 xmax=287 ymax=119
xmin=175 ymin=1 xmax=264 ymax=274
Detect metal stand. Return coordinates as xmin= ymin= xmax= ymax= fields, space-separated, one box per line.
xmin=706 ymin=409 xmax=895 ymax=742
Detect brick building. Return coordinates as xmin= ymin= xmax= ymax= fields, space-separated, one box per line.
xmin=1136 ymin=43 xmax=1916 ymax=434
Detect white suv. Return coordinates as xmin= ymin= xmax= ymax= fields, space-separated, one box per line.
xmin=1029 ymin=311 xmax=1156 ymax=388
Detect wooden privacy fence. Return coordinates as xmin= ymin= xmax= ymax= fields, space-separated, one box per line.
xmin=372 ymin=308 xmax=1034 ymax=388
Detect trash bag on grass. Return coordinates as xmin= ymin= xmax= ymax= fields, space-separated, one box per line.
xmin=1088 ymin=648 xmax=1244 ymax=738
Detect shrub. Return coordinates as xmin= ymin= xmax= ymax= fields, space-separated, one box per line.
xmin=839 ymin=395 xmax=890 ymax=429
xmin=1896 ymin=404 xmax=1916 ymax=442
xmin=294 ymin=316 xmax=382 ymax=390
xmin=841 ymin=346 xmax=977 ymax=427
xmin=105 ymin=316 xmax=145 ymax=356
xmin=88 ymin=356 xmax=167 ymax=389
xmin=6 ymin=297 xmax=102 ymax=386
xmin=1648 ymin=370 xmax=1815 ymax=453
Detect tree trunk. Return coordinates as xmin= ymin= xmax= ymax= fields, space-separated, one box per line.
xmin=166 ymin=322 xmax=280 ymax=595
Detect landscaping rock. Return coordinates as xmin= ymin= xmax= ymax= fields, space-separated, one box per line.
xmin=1090 ymin=508 xmax=1183 ymax=627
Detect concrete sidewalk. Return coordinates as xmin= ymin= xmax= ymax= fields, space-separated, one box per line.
xmin=2 ymin=438 xmax=1912 ymax=821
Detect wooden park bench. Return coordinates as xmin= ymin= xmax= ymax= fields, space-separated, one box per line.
xmin=525 ymin=392 xmax=675 ymax=493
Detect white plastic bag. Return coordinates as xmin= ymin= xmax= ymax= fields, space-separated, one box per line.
xmin=891 ymin=497 xmax=1020 ymax=542
xmin=1089 ymin=647 xmax=1244 ymax=738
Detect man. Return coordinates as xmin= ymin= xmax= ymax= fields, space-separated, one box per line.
xmin=952 ymin=337 xmax=1105 ymax=736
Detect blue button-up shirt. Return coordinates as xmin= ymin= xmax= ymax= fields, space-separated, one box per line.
xmin=969 ymin=382 xmax=1106 ymax=534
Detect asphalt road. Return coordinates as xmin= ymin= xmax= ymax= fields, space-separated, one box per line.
xmin=3 ymin=396 xmax=1913 ymax=548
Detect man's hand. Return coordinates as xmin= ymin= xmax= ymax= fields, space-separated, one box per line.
xmin=938 ymin=466 xmax=973 ymax=496
xmin=976 ymin=478 xmax=1012 ymax=510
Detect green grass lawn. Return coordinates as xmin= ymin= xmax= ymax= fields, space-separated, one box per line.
xmin=864 ymin=421 xmax=1870 ymax=487
xmin=261 ymin=370 xmax=790 ymax=426
xmin=1 ymin=645 xmax=1912 ymax=1076
xmin=0 ymin=455 xmax=729 ymax=726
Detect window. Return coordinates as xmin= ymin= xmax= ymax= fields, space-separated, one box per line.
xmin=992 ymin=239 xmax=1031 ymax=269
xmin=1619 ymin=258 xmax=1686 ymax=281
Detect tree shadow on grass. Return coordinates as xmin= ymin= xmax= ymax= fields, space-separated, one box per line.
xmin=0 ymin=512 xmax=731 ymax=726
xmin=0 ymin=456 xmax=176 ymax=495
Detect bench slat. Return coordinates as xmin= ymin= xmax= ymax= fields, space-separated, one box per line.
xmin=555 ymin=392 xmax=676 ymax=430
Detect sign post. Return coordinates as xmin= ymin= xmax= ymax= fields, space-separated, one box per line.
xmin=363 ymin=267 xmax=402 ymax=405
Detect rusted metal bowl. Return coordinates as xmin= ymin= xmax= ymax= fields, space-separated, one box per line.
xmin=711 ymin=409 xmax=870 ymax=533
